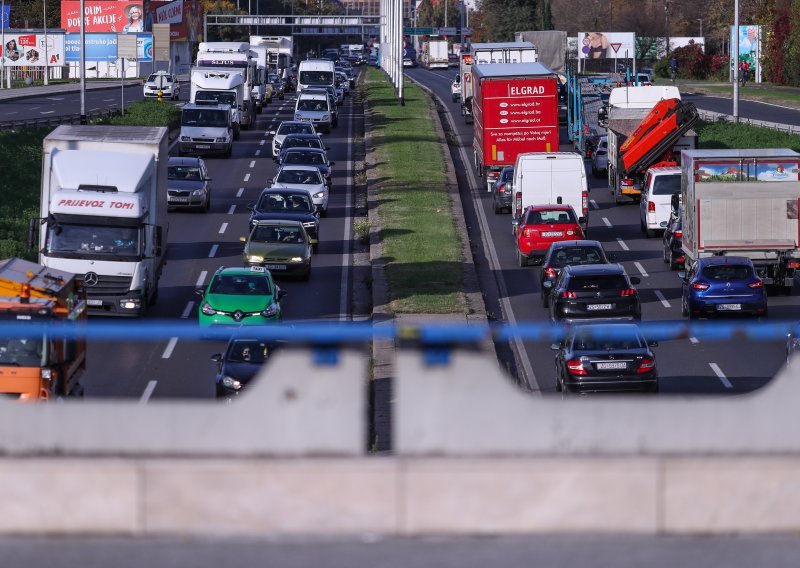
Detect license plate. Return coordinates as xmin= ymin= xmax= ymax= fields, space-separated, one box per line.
xmin=542 ymin=231 xmax=563 ymax=238
xmin=170 ymin=197 xmax=189 ymax=203
xmin=87 ymin=299 xmax=103 ymax=306
xmin=587 ymin=303 xmax=613 ymax=311
xmin=195 ymin=144 xmax=210 ymax=149
xmin=264 ymin=264 xmax=287 ymax=271
xmin=595 ymin=361 xmax=627 ymax=370
xmin=717 ymin=303 xmax=742 ymax=311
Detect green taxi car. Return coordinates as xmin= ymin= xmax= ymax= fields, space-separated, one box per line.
xmin=196 ymin=266 xmax=286 ymax=327
xmin=240 ymin=219 xmax=312 ymax=280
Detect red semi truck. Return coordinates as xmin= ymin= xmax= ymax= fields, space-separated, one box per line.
xmin=472 ymin=62 xmax=560 ymax=192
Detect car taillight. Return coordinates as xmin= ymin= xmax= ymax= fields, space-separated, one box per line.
xmin=566 ymin=359 xmax=587 ymax=376
xmin=621 ymin=178 xmax=634 ymax=188
xmin=637 ymin=357 xmax=655 ymax=374
xmin=674 ymin=230 xmax=682 ymax=238
xmin=692 ymin=282 xmax=710 ymax=291
xmin=561 ymin=291 xmax=577 ymax=298
xmin=497 ymin=183 xmax=506 ymax=193
xmin=675 ymin=256 xmax=685 ymax=262
xmin=648 ymin=201 xmax=655 ymax=213
xmin=620 ymin=288 xmax=636 ymax=296
xmin=748 ymin=280 xmax=764 ymax=288
xmin=544 ymin=266 xmax=557 ymax=279
xmin=582 ymin=190 xmax=588 ymax=217
xmin=789 ymin=261 xmax=800 ymax=269
xmin=523 ymin=227 xmax=534 ymax=238
xmin=514 ymin=191 xmax=522 ymax=217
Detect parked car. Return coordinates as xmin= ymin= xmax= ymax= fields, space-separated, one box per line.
xmin=639 ymin=166 xmax=681 ymax=237
xmin=241 ymin=220 xmax=312 ymax=280
xmin=680 ymin=256 xmax=767 ymax=319
xmin=514 ymin=205 xmax=585 ymax=267
xmin=270 ymin=121 xmax=318 ymax=157
xmin=491 ymin=166 xmax=514 ymax=214
xmin=540 ymin=240 xmax=612 ymax=308
xmin=248 ymin=188 xmax=320 ymax=251
xmin=212 ymin=338 xmax=281 ymax=400
xmin=166 ymin=156 xmax=211 ymax=212
xmin=590 ymin=135 xmax=608 ymax=176
xmin=552 ymin=323 xmax=659 ymax=395
xmin=278 ymin=147 xmax=334 ymax=189
xmin=662 ymin=206 xmax=684 ymax=270
xmin=451 ymin=76 xmax=461 ymax=102
xmin=548 ymin=264 xmax=642 ymax=323
xmin=271 ymin=165 xmax=329 ymax=215
xmin=196 ymin=266 xmax=286 ymax=327
xmin=143 ymin=70 xmax=179 ymax=100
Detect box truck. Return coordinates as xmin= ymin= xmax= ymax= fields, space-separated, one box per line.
xmin=422 ymin=39 xmax=449 ymax=70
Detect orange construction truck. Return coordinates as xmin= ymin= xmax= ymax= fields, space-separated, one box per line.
xmin=0 ymin=257 xmax=87 ymax=401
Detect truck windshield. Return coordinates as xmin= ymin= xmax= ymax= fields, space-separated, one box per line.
xmin=0 ymin=336 xmax=45 ymax=367
xmin=47 ymin=225 xmax=141 ymax=258
xmin=300 ymin=71 xmax=333 ymax=86
xmin=194 ymin=91 xmax=237 ymax=106
xmin=182 ymin=109 xmax=228 ymax=128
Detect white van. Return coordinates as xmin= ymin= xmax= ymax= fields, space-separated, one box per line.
xmin=639 ymin=166 xmax=681 ymax=237
xmin=511 ymin=152 xmax=589 ymax=234
xmin=298 ymin=59 xmax=336 ymax=92
xmin=294 ymin=92 xmax=333 ymax=134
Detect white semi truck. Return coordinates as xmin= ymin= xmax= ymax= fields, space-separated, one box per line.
xmin=37 ymin=125 xmax=168 ymax=316
xmin=251 ymin=35 xmax=293 ymax=75
xmin=190 ymin=68 xmax=244 ymax=139
xmin=195 ymin=42 xmax=257 ymax=131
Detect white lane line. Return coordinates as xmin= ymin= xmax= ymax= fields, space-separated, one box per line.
xmin=181 ymin=301 xmax=194 ymax=319
xmin=140 ymin=380 xmax=157 ymax=403
xmin=243 ymin=173 xmax=251 ymax=182
xmin=39 ymin=110 xmax=55 ymax=115
xmin=218 ymin=222 xmax=228 ymax=234
xmin=689 ymin=336 xmax=699 ymax=344
xmin=46 ymin=97 xmax=64 ymax=101
xmin=237 ymin=187 xmax=244 ymax=197
xmin=709 ymin=362 xmax=733 ymax=389
xmin=602 ymin=217 xmax=612 ymax=228
xmin=30 ymin=106 xmax=40 ymax=110
xmin=616 ymin=238 xmax=629 ymax=251
xmin=196 ymin=270 xmax=208 ymax=287
xmin=263 ymin=130 xmax=269 ymax=137
xmin=340 ymin=92 xmax=354 ymax=321
xmin=633 ymin=261 xmax=649 ymax=277
xmin=249 ymin=160 xmax=256 ymax=168
xmin=255 ymin=149 xmax=261 ymax=156
xmin=654 ymin=289 xmax=670 ymax=308
xmin=590 ymin=199 xmax=599 ymax=210
xmin=259 ymin=139 xmax=266 ymax=145
xmin=208 ymin=244 xmax=218 ymax=258
xmin=103 ymin=98 xmax=115 ymax=102
xmin=227 ymin=204 xmax=236 ymax=214
xmin=161 ymin=337 xmax=178 ymax=359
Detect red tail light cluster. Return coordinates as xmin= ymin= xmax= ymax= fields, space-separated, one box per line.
xmin=497 ymin=183 xmax=506 ymax=193
xmin=692 ymin=282 xmax=709 ymax=291
xmin=674 ymin=230 xmax=682 ymax=238
xmin=543 ymin=266 xmax=557 ymax=279
xmin=561 ymin=291 xmax=577 ymax=299
xmin=675 ymin=256 xmax=685 ymax=263
xmin=648 ymin=201 xmax=655 ymax=213
xmin=582 ymin=190 xmax=588 ymax=217
xmin=620 ymin=288 xmax=636 ymax=296
xmin=566 ymin=359 xmax=587 ymax=376
xmin=748 ymin=280 xmax=764 ymax=289
xmin=637 ymin=357 xmax=655 ymax=374
xmin=789 ymin=261 xmax=800 ymax=269
xmin=523 ymin=227 xmax=535 ymax=238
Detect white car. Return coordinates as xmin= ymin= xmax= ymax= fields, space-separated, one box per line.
xmin=270 ymin=120 xmax=318 ymax=157
xmin=271 ymin=165 xmax=329 ymax=215
xmin=639 ymin=166 xmax=681 ymax=237
xmin=143 ymin=71 xmax=179 ymax=100
xmin=591 ymin=135 xmax=608 ymax=176
xmin=451 ymin=76 xmax=461 ymax=102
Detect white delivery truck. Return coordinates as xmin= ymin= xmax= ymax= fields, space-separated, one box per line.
xmin=196 ymin=42 xmax=257 ymax=131
xmin=298 ymin=59 xmax=336 ymax=92
xmin=680 ymin=148 xmax=800 ymax=294
xmin=248 ymin=45 xmax=271 ymax=110
xmin=251 ymin=35 xmax=294 ymax=75
xmin=179 ymin=103 xmax=233 ymax=158
xmin=38 ymin=125 xmax=168 ymax=316
xmin=511 ymin=152 xmax=589 ymax=235
xmin=190 ymin=68 xmax=244 ymax=139
xmin=422 ymin=39 xmax=449 ymax=69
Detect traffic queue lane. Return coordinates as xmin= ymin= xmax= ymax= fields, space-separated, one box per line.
xmin=407 ymin=67 xmax=795 ymax=395
xmin=80 ymin=79 xmax=361 ymax=399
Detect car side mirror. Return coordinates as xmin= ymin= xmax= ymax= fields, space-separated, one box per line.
xmin=211 ymin=353 xmax=222 ymax=363
xmin=550 ymin=343 xmax=560 ymax=350
xmin=239 ymin=236 xmax=247 ymax=243
xmin=678 ymin=271 xmax=687 ymax=279
xmin=266 ymin=180 xmax=273 ymax=186
xmin=247 ymin=203 xmax=255 ymax=211
xmin=195 ymin=288 xmax=205 ymax=297
xmin=630 ymin=276 xmax=641 ymax=285
xmin=329 ymin=161 xmax=336 ymax=166
xmin=268 ymin=130 xmax=276 ymax=136
xmin=578 ymin=216 xmax=587 ymax=225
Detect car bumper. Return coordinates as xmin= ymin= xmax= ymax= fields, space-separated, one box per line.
xmin=199 ymin=313 xmax=281 ymax=327
xmin=563 ymin=374 xmax=658 ymax=394
xmin=180 ymin=142 xmax=230 ymax=155
xmin=244 ymin=259 xmax=311 ymax=276
xmin=686 ymin=297 xmax=767 ymax=316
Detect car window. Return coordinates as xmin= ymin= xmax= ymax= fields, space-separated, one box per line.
xmin=253 ymin=225 xmax=305 ymax=244
xmin=572 ymin=330 xmax=645 ymax=350
xmin=257 ymin=194 xmax=312 ymax=212
xmin=701 ymin=265 xmax=752 ymax=281
xmin=549 ymin=247 xmax=604 ymax=268
xmin=168 ymin=166 xmax=202 ymax=181
xmin=227 ymin=340 xmax=271 ymax=364
xmin=567 ymin=275 xmax=628 ymax=291
xmin=298 ymin=98 xmax=327 ymax=111
xmin=528 ymin=210 xmax=577 ymax=225
xmin=277 ymin=169 xmax=322 ymax=185
xmin=210 ymin=274 xmax=272 ymax=296
xmin=652 ymin=174 xmax=681 ymax=195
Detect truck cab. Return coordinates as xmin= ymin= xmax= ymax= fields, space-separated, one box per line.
xmin=195 ymin=42 xmax=257 ymax=131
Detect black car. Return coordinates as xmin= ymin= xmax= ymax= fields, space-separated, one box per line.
xmin=276 ymin=133 xmax=328 ymax=160
xmin=491 ymin=166 xmax=514 ymax=214
xmin=212 ymin=338 xmax=281 ymax=399
xmin=278 ymin=147 xmax=335 ymax=189
xmin=552 ymin=323 xmax=659 ymax=395
xmin=248 ymin=188 xmax=320 ymax=251
xmin=662 ymin=206 xmax=684 ymax=270
xmin=548 ymin=264 xmax=642 ymax=323
xmin=540 ymin=240 xmax=612 ymax=308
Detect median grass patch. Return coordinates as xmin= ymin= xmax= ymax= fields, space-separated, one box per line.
xmin=695 ymin=120 xmax=800 ymax=151
xmin=365 ymin=67 xmax=467 ymax=314
xmin=99 ymin=99 xmax=180 ymax=129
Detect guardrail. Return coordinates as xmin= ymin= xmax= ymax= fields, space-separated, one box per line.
xmin=0 ymin=108 xmax=122 ymax=131
xmin=697 ymin=108 xmax=800 ymax=134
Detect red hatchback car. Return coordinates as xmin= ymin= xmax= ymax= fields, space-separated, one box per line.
xmin=514 ymin=205 xmax=585 ymax=266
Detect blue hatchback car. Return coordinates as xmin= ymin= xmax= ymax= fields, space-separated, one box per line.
xmin=680 ymin=256 xmax=767 ymax=319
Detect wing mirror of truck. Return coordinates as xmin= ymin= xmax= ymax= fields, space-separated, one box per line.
xmin=678 ymin=271 xmax=687 ymax=280
xmin=629 ymin=276 xmax=641 ymax=285
xmin=511 ymin=219 xmax=519 ymax=232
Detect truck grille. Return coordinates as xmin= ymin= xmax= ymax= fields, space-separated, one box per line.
xmin=78 ymin=274 xmax=133 ymax=295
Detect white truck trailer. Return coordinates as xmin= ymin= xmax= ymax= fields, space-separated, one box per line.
xmin=196 ymin=42 xmax=257 ymax=131
xmin=38 ymin=125 xmax=168 ymax=316
xmin=680 ymin=148 xmax=800 ymax=293
xmin=422 ymin=40 xmax=449 ymax=69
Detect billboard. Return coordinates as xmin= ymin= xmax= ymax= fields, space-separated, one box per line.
xmin=730 ymin=25 xmax=761 ymax=83
xmin=1 ymin=33 xmax=66 ymax=67
xmin=61 ymin=2 xmax=145 ymax=33
xmin=155 ymin=0 xmax=183 ymax=25
xmin=144 ymin=0 xmax=202 ymax=42
xmin=578 ymin=32 xmax=636 ymax=59
xmin=65 ymin=33 xmax=153 ymax=62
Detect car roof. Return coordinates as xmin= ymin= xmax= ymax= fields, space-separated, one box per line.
xmin=283 ymin=133 xmax=322 ymax=139
xmin=213 ymin=266 xmax=271 ymax=277
xmin=279 ymin=164 xmax=321 ymax=172
xmin=698 ymin=256 xmax=753 ymax=267
xmin=258 ymin=187 xmax=314 ymax=198
xmin=278 ymin=120 xmax=312 ymax=127
xmin=167 ymin=156 xmax=201 ymax=166
xmin=564 ymin=263 xmax=626 ymax=276
xmin=549 ymin=240 xmax=603 ymax=250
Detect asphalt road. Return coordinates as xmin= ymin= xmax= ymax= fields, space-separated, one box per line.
xmin=683 ymin=90 xmax=800 ymax=126
xmin=0 ymin=84 xmax=147 ymax=120
xmin=407 ymin=67 xmax=796 ymax=395
xmin=79 ymin=83 xmax=362 ymax=399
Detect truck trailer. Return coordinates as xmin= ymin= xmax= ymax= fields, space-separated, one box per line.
xmin=37 ymin=125 xmax=169 ymax=316
xmin=422 ymin=39 xmax=449 ymax=70
xmin=196 ymin=42 xmax=257 ymax=131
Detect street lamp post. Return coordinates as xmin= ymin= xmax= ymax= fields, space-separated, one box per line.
xmin=697 ymin=18 xmax=702 ymax=38
xmin=733 ymin=0 xmax=739 ymax=122
xmin=664 ymin=0 xmax=670 ymax=55
xmin=43 ymin=0 xmax=49 ymax=85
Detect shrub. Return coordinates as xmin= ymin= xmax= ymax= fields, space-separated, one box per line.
xmin=99 ymin=99 xmax=180 ymax=129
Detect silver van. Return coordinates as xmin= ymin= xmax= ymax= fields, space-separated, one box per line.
xmin=294 ymin=93 xmax=333 ymax=134
xmin=179 ymin=103 xmax=233 ymax=158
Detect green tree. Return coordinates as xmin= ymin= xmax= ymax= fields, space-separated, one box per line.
xmin=9 ymin=0 xmax=60 ymax=29
xmin=474 ymin=0 xmax=538 ymax=42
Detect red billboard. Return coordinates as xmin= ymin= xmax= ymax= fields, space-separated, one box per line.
xmin=61 ymin=2 xmax=145 ymax=33
xmin=144 ymin=0 xmax=202 ymax=42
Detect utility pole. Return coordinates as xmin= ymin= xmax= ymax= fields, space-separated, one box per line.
xmin=43 ymin=0 xmax=49 ymax=85
xmin=80 ymin=0 xmax=86 ymax=123
xmin=697 ymin=18 xmax=702 ymax=38
xmin=664 ymin=0 xmax=670 ymax=55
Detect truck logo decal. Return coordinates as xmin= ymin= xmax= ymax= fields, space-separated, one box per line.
xmin=57 ymin=199 xmax=134 ymax=210
xmin=499 ymin=102 xmax=508 ymax=108
xmin=509 ymin=85 xmax=545 ymax=96
xmin=84 ymin=272 xmax=99 ymax=287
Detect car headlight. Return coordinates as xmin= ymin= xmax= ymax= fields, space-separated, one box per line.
xmin=275 ymin=141 xmax=282 ymax=148
xmin=221 ymin=376 xmax=242 ymax=390
xmin=216 ymin=137 xmax=228 ymax=142
xmin=192 ymin=189 xmax=205 ymax=196
xmin=261 ymin=302 xmax=279 ymax=317
xmin=180 ymin=136 xmax=190 ymax=141
xmin=313 ymin=191 xmax=325 ymax=199
xmin=322 ymin=114 xmax=330 ymax=120
xmin=302 ymin=221 xmax=317 ymax=229
xmin=290 ymin=256 xmax=304 ymax=263
xmin=201 ymin=302 xmax=216 ymax=315
xmin=248 ymin=255 xmax=264 ymax=263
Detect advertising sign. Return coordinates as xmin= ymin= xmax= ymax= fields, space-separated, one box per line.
xmin=578 ymin=31 xmax=636 ymax=59
xmin=144 ymin=0 xmax=202 ymax=43
xmin=65 ymin=33 xmax=152 ymax=62
xmin=61 ymin=2 xmax=145 ymax=34
xmin=1 ymin=33 xmax=66 ymax=67
xmin=155 ymin=0 xmax=183 ymax=25
xmin=137 ymin=33 xmax=153 ymax=61
xmin=730 ymin=25 xmax=761 ymax=83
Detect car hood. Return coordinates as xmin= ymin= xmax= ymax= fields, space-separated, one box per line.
xmin=167 ymin=179 xmax=204 ymax=191
xmin=272 ymin=182 xmax=325 ymax=193
xmin=250 ymin=211 xmax=317 ymax=224
xmin=219 ymin=361 xmax=262 ymax=385
xmin=205 ymin=293 xmax=275 ymax=312
xmin=245 ymin=241 xmax=308 ymax=258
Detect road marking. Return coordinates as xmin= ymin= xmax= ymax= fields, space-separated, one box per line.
xmin=30 ymin=106 xmax=40 ymax=110
xmin=689 ymin=336 xmax=699 ymax=344
xmin=249 ymin=160 xmax=256 ymax=168
xmin=709 ymin=362 xmax=733 ymax=389
xmin=602 ymin=217 xmax=612 ymax=228
xmin=46 ymin=97 xmax=64 ymax=101
xmin=243 ymin=173 xmax=251 ymax=182
xmin=259 ymin=139 xmax=265 ymax=145
xmin=162 ymin=337 xmax=178 ymax=359
xmin=39 ymin=110 xmax=55 ymax=115
xmin=634 ymin=261 xmax=649 ymax=277
xmin=209 ymin=244 xmax=218 ymax=258
xmin=140 ymin=380 xmax=157 ymax=403
xmin=103 ymin=98 xmax=115 ymax=102
xmin=654 ymin=289 xmax=670 ymax=308
xmin=263 ymin=130 xmax=269 ymax=137
xmin=181 ymin=301 xmax=194 ymax=319
xmin=590 ymin=199 xmax=599 ymax=210
xmin=218 ymin=222 xmax=228 ymax=234
xmin=227 ymin=204 xmax=236 ymax=214
xmin=237 ymin=187 xmax=244 ymax=197
xmin=616 ymin=238 xmax=629 ymax=251
xmin=196 ymin=271 xmax=208 ymax=287
xmin=255 ymin=149 xmax=261 ymax=156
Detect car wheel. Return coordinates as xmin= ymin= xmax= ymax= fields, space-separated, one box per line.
xmin=640 ymin=219 xmax=646 ymax=233
xmin=663 ymin=245 xmax=669 ymax=263
xmin=312 ymin=243 xmax=319 ymax=254
xmin=224 ymin=146 xmax=232 ymax=159
xmin=202 ymin=193 xmax=210 ymax=213
xmin=517 ymin=248 xmax=528 ymax=267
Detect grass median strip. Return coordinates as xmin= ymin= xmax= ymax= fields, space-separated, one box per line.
xmin=365 ymin=67 xmax=467 ymax=314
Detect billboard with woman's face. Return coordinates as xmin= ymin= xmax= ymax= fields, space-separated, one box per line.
xmin=61 ymin=2 xmax=144 ymax=33
xmin=578 ymin=32 xmax=636 ymax=59
xmin=730 ymin=25 xmax=761 ymax=83
xmin=2 ymin=33 xmax=65 ymax=66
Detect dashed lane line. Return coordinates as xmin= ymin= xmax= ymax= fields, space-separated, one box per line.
xmin=255 ymin=149 xmax=261 ymax=156
xmin=709 ymin=362 xmax=733 ymax=388
xmin=655 ymin=290 xmax=670 ymax=308
xmin=139 ymin=380 xmax=157 ymax=403
xmin=249 ymin=160 xmax=256 ymax=168
xmin=208 ymin=244 xmax=218 ymax=258
xmin=236 ymin=187 xmax=244 ymax=198
xmin=590 ymin=199 xmax=599 ymax=210
xmin=634 ymin=261 xmax=649 ymax=277
xmin=181 ymin=301 xmax=194 ymax=319
xmin=616 ymin=238 xmax=629 ymax=251
xmin=243 ymin=173 xmax=251 ymax=182
xmin=602 ymin=217 xmax=612 ymax=228
xmin=228 ymin=204 xmax=236 ymax=214
xmin=161 ymin=338 xmax=178 ymax=359
xmin=196 ymin=271 xmax=207 ymax=287
xmin=219 ymin=222 xmax=228 ymax=234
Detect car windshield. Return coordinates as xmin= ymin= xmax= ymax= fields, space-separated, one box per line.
xmin=528 ymin=209 xmax=577 ymax=225
xmin=226 ymin=340 xmax=271 ymax=364
xmin=568 ymin=275 xmax=628 ymax=291
xmin=548 ymin=247 xmax=604 ymax=268
xmin=300 ymin=70 xmax=333 ymax=86
xmin=284 ymin=137 xmax=322 ymax=150
xmin=252 ymin=225 xmax=305 ymax=244
xmin=652 ymin=174 xmax=681 ymax=195
xmin=209 ymin=274 xmax=272 ymax=296
xmin=572 ymin=330 xmax=645 ymax=351
xmin=276 ymin=170 xmax=322 ymax=185
xmin=297 ymin=98 xmax=327 ymax=111
xmin=168 ymin=165 xmax=202 ymax=181
xmin=181 ymin=109 xmax=228 ymax=128
xmin=257 ymin=194 xmax=313 ymax=213
xmin=702 ymin=265 xmax=753 ymax=281
xmin=278 ymin=123 xmax=314 ymax=136
xmin=285 ymin=151 xmax=325 ymax=165
xmin=194 ymin=91 xmax=236 ymax=106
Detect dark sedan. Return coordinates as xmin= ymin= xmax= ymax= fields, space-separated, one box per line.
xmin=491 ymin=166 xmax=514 ymax=214
xmin=212 ymin=338 xmax=281 ymax=400
xmin=540 ymin=240 xmax=612 ymax=308
xmin=166 ymin=156 xmax=212 ymax=212
xmin=248 ymin=188 xmax=320 ymax=251
xmin=552 ymin=323 xmax=659 ymax=395
xmin=276 ymin=133 xmax=329 ymax=160
xmin=277 ymin=147 xmax=335 ymax=189
xmin=548 ymin=264 xmax=641 ymax=323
